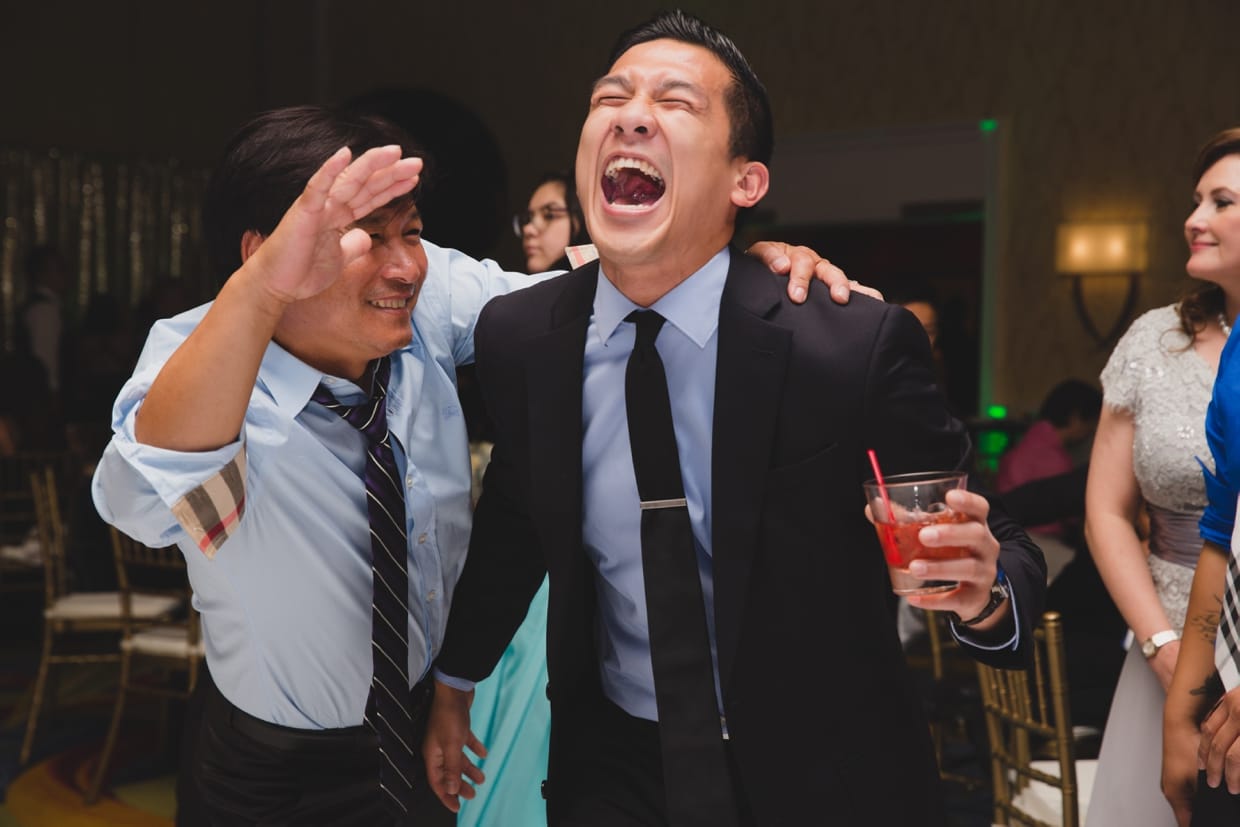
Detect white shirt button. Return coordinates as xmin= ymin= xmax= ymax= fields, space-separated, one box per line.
xmin=417 ymin=533 xmax=428 ymax=544
xmin=427 ymin=590 xmax=438 ymax=601
xmin=406 ymin=475 xmax=414 ymax=488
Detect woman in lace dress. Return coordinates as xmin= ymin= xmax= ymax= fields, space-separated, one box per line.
xmin=1084 ymin=130 xmax=1240 ymax=827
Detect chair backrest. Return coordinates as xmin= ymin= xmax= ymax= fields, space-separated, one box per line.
xmin=108 ymin=527 xmax=197 ymax=642
xmin=29 ymin=465 xmax=69 ymax=604
xmin=975 ymin=610 xmax=1080 ymax=827
xmin=920 ymin=609 xmax=987 ymax=792
xmin=925 ymin=605 xmax=951 ymax=682
xmin=2 ymin=452 xmax=73 ymax=546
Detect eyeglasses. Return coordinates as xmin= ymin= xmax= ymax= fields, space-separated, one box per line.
xmin=512 ymin=205 xmax=570 ymax=237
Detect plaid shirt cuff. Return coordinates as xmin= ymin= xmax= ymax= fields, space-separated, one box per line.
xmin=169 ymin=449 xmax=247 ymax=559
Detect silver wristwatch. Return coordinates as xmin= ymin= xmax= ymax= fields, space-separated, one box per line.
xmin=1140 ymin=629 xmax=1180 ymax=659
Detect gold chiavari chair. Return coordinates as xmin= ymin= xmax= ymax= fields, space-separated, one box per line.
xmin=975 ymin=610 xmax=1096 ymax=827
xmin=0 ymin=451 xmax=74 ymax=592
xmin=85 ymin=528 xmax=203 ymax=804
xmin=923 ymin=609 xmax=987 ymax=792
xmin=20 ymin=467 xmax=181 ymax=766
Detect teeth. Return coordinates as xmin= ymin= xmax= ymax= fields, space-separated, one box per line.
xmin=605 ymin=157 xmax=663 ymax=183
xmin=370 ymin=298 xmax=408 ymax=309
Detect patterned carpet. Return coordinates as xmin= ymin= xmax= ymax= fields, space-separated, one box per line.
xmin=5 ymin=746 xmax=173 ymax=826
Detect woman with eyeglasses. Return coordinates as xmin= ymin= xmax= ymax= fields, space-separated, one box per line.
xmin=513 ymin=171 xmax=589 ymax=272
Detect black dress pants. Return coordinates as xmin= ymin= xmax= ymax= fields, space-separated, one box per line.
xmin=192 ymin=676 xmax=454 ymax=827
xmin=1191 ymin=771 xmax=1240 ymax=827
xmin=553 ymin=698 xmax=753 ymax=827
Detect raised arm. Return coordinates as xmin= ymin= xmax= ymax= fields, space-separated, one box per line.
xmin=134 ymin=146 xmax=421 ymax=451
xmin=1086 ymin=405 xmax=1179 ymax=686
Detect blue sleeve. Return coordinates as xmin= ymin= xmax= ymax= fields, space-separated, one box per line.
xmin=417 ymin=240 xmax=561 ymax=369
xmin=1200 ymin=332 xmax=1240 ymax=547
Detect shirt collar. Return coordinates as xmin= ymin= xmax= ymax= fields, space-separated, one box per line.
xmin=593 ymin=247 xmax=730 ymax=348
xmin=259 ymin=339 xmax=374 ymax=414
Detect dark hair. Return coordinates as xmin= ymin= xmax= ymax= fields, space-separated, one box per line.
xmin=203 ymin=105 xmax=426 ymax=279
xmin=1177 ymin=127 xmax=1240 ymax=339
xmin=1038 ymin=379 xmax=1102 ymax=428
xmin=607 ymin=10 xmax=773 ymax=164
xmin=531 ymin=170 xmax=590 ymax=247
xmin=885 ymin=283 xmax=940 ymax=310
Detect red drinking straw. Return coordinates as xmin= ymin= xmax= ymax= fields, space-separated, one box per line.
xmin=867 ymin=449 xmax=898 ymax=549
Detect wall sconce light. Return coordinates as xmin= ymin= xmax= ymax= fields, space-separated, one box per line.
xmin=1055 ymin=221 xmax=1146 ymax=348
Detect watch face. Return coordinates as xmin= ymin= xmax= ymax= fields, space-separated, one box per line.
xmin=1141 ymin=640 xmax=1155 ymax=657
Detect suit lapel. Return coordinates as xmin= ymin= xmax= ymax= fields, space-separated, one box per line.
xmin=525 ymin=266 xmax=598 ymax=558
xmin=712 ymin=252 xmax=791 ymax=695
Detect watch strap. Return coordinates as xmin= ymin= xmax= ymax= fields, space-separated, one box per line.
xmin=1142 ymin=629 xmax=1180 ymax=658
xmin=953 ymin=567 xmax=1010 ymax=627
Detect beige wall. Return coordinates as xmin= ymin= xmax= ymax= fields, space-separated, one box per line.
xmin=4 ymin=0 xmax=1239 ymax=413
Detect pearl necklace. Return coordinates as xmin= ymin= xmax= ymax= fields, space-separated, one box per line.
xmin=1222 ymin=312 xmax=1233 ymax=338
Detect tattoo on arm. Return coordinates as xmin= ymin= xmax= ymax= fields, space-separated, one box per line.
xmin=1190 ymin=673 xmax=1227 ymax=725
xmin=1190 ymin=609 xmax=1222 ymax=644
xmin=1189 ymin=593 xmax=1224 ymax=644
xmin=1192 ymin=673 xmax=1224 ymax=698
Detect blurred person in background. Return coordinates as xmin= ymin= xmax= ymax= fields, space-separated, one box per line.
xmin=516 ymin=171 xmax=590 ymax=273
xmin=999 ymin=379 xmax=1101 ymax=544
xmin=12 ymin=245 xmax=67 ymax=449
xmin=18 ymin=244 xmax=67 ymax=397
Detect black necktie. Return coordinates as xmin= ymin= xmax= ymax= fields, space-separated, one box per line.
xmin=624 ymin=310 xmax=737 ymax=826
xmin=312 ymin=356 xmax=418 ymax=817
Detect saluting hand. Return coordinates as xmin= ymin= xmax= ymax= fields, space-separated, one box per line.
xmin=246 ymin=145 xmax=422 ymax=307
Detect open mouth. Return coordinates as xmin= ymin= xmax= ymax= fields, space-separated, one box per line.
xmin=602 ymin=157 xmax=665 ymax=207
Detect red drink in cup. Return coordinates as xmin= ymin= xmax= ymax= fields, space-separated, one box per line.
xmin=862 ymin=471 xmax=969 ymax=595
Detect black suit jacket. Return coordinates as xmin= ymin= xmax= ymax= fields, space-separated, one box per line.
xmin=438 ymin=250 xmax=1046 ymax=825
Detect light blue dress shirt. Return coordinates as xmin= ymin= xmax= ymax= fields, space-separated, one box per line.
xmin=583 ymin=248 xmax=729 ymax=722
xmin=92 ymin=241 xmax=531 ymax=729
xmin=578 ymin=248 xmax=1016 ymax=717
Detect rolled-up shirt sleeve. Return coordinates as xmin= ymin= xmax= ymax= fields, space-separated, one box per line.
xmin=93 ymin=384 xmax=245 ymax=553
xmin=92 ymin=307 xmax=247 ymax=553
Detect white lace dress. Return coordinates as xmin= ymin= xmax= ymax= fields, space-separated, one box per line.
xmin=1086 ymin=304 xmax=1215 ymax=827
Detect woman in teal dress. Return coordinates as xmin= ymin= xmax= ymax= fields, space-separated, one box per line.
xmin=458 ymin=577 xmax=551 ymax=827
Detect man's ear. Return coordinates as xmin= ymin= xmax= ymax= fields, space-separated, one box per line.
xmin=731 ymin=161 xmax=770 ymax=209
xmin=240 ymin=230 xmax=265 ymax=263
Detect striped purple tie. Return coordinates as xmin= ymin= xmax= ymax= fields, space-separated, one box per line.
xmin=312 ymin=356 xmax=418 ymax=817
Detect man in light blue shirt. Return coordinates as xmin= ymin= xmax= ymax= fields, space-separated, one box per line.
xmin=92 ymin=104 xmax=852 ymax=825
xmin=93 ymin=106 xmax=467 ymax=825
